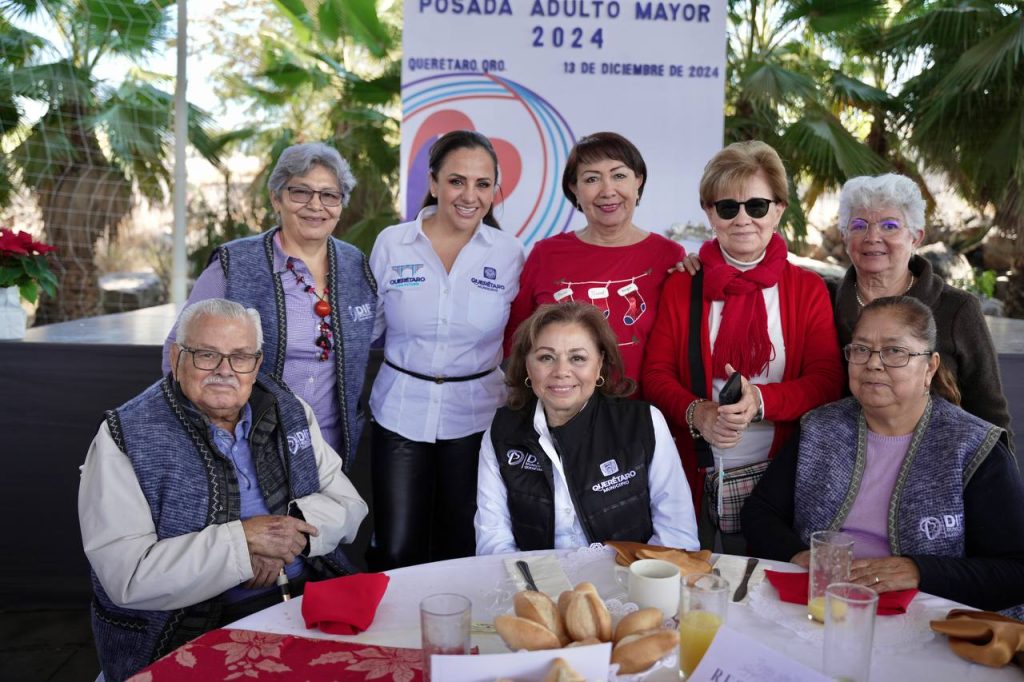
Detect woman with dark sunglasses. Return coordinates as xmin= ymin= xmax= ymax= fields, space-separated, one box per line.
xmin=642 ymin=140 xmax=845 ymax=553
xmin=831 ymin=174 xmax=1010 ymax=437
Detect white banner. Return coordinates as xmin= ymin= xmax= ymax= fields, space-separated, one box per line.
xmin=400 ymin=0 xmax=726 ymax=247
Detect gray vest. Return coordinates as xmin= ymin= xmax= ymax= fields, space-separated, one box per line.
xmin=218 ymin=228 xmax=377 ymax=471
xmin=794 ymin=396 xmax=1001 ymax=556
xmin=90 ymin=377 xmax=354 ymax=681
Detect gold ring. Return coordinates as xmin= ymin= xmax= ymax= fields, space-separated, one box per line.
xmin=873 ymin=576 xmax=880 ymax=585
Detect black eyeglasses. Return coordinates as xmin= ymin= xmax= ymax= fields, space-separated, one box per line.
xmin=711 ymin=198 xmax=775 ymax=219
xmin=179 ymin=345 xmax=263 ymax=373
xmin=844 ymin=344 xmax=932 ymax=368
xmin=286 ymin=186 xmax=344 ymax=208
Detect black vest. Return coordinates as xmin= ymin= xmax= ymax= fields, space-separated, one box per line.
xmin=488 ymin=394 xmax=655 ymax=550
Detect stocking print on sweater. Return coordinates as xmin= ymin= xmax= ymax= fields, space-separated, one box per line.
xmin=553 ymin=268 xmax=652 ymax=332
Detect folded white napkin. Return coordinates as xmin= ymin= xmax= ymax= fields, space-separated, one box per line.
xmin=504 ymin=555 xmax=574 ymax=598
xmin=712 ymin=554 xmax=768 ymax=605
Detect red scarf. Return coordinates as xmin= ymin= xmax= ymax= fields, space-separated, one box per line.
xmin=699 ymin=233 xmax=788 ymax=379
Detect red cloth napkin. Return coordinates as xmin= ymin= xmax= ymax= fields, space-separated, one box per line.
xmin=301 ymin=572 xmax=390 ymax=634
xmin=764 ymin=569 xmax=917 ymax=615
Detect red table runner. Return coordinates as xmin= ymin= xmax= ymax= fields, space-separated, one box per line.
xmin=128 ymin=628 xmax=425 ymax=681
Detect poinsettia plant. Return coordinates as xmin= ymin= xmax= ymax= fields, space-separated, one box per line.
xmin=0 ymin=228 xmax=58 ymax=304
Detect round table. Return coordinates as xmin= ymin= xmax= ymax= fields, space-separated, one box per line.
xmin=226 ymin=548 xmax=1016 ymax=681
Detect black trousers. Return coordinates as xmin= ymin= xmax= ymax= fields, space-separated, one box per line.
xmin=370 ymin=422 xmax=483 ymax=570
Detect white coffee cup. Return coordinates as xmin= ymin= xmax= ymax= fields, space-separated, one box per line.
xmin=620 ymin=559 xmax=680 ymax=619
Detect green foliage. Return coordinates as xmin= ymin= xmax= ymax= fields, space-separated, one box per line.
xmin=200 ymin=0 xmax=402 ymax=253
xmin=0 ymin=0 xmax=225 ymax=319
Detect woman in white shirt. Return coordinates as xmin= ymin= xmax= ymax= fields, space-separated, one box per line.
xmin=475 ymin=302 xmax=698 ymax=555
xmin=369 ymin=130 xmax=524 ymax=568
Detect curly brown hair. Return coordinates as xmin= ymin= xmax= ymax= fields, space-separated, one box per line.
xmin=505 ymin=302 xmax=636 ymax=410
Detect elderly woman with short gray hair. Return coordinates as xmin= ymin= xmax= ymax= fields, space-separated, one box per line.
xmin=833 ymin=173 xmax=1011 ymax=435
xmin=164 ymin=143 xmax=378 ymax=523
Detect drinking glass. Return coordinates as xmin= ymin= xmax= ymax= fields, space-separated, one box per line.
xmin=420 ymin=593 xmax=471 ymax=682
xmin=823 ymin=582 xmax=879 ymax=682
xmin=678 ymin=573 xmax=729 ymax=677
xmin=808 ymin=530 xmax=854 ymax=622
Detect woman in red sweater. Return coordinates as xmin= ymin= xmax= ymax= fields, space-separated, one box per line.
xmin=642 ymin=141 xmax=844 ymax=553
xmin=504 ymin=132 xmax=686 ymax=390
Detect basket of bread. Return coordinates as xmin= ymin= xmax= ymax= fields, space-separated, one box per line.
xmin=494 ymin=582 xmax=677 ymax=675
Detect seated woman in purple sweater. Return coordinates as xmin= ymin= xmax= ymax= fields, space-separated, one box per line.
xmin=742 ymin=296 xmax=1024 ymax=618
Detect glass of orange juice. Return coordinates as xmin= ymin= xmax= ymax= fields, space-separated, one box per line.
xmin=808 ymin=531 xmax=854 ymax=622
xmin=678 ymin=573 xmax=729 ymax=677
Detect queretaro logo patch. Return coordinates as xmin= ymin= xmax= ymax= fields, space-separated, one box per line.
xmin=599 ymin=459 xmax=619 ymax=476
xmin=483 ymin=266 xmax=497 ymax=280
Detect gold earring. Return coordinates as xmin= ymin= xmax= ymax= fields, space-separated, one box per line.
xmin=596 ymin=376 xmax=606 ymax=387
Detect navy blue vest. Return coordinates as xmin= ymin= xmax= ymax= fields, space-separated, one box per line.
xmin=90 ymin=377 xmax=354 ymax=681
xmin=218 ymin=228 xmax=376 ymax=471
xmin=488 ymin=394 xmax=655 ymax=549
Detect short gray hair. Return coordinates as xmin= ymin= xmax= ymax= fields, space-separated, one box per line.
xmin=838 ymin=174 xmax=926 ymax=239
xmin=178 ymin=299 xmax=263 ymax=351
xmin=267 ymin=142 xmax=357 ymax=207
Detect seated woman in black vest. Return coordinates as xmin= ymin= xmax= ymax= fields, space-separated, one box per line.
xmin=742 ymin=296 xmax=1024 ymax=618
xmin=475 ymin=302 xmax=699 ymax=554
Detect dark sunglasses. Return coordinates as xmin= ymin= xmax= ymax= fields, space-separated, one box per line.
xmin=711 ymin=198 xmax=775 ymax=219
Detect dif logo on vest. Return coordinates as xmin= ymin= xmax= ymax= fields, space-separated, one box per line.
xmin=506 ymin=449 xmax=542 ymax=472
xmin=918 ymin=513 xmax=963 ymax=541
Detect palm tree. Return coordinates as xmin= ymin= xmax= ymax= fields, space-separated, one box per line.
xmin=1 ymin=0 xmax=220 ymax=322
xmin=887 ymin=1 xmax=1024 ymax=316
xmin=724 ymin=0 xmax=898 ymax=243
xmin=197 ymin=0 xmax=402 ymax=255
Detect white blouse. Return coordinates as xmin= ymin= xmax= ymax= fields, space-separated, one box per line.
xmin=369 ymin=207 xmax=525 ymax=442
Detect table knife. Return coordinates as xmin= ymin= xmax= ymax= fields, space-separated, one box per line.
xmin=516 ymin=560 xmax=540 ymax=591
xmin=732 ymin=557 xmax=759 ymax=602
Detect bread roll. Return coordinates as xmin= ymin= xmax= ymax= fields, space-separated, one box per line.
xmin=557 ymin=590 xmax=573 ymax=622
xmin=513 ymin=591 xmax=569 ymax=645
xmin=635 ymin=547 xmax=712 ymax=576
xmin=566 ymin=637 xmax=602 ymax=647
xmin=565 ymin=591 xmax=613 ymax=642
xmin=614 ymin=608 xmax=664 ymax=643
xmin=494 ymin=615 xmax=561 ymax=651
xmin=611 ymin=629 xmax=678 ymax=674
xmin=542 ymin=657 xmax=585 ymax=682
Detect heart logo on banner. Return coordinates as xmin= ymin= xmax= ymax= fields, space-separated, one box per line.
xmin=406 ymin=109 xmax=523 ymax=220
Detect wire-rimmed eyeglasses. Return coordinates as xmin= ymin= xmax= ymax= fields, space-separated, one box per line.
xmin=844 ymin=343 xmax=933 ymax=368
xmin=285 ymin=186 xmax=343 ymax=207
xmin=178 ymin=345 xmax=262 ymax=373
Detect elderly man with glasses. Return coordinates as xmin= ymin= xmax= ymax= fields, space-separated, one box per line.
xmin=79 ymin=299 xmax=368 ymax=682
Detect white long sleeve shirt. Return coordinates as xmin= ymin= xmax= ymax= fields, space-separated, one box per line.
xmin=79 ymin=397 xmax=368 ymax=611
xmin=474 ymin=401 xmax=699 ymax=555
xmin=369 ymin=207 xmax=525 ymax=442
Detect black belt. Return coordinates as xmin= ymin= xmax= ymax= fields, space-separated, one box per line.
xmin=384 ymin=359 xmax=496 ymax=384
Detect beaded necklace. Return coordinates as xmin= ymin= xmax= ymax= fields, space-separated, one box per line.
xmin=285 ymin=261 xmax=332 ymax=361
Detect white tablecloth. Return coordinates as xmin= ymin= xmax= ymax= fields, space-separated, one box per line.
xmin=227 ymin=549 xmax=1014 ymax=681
